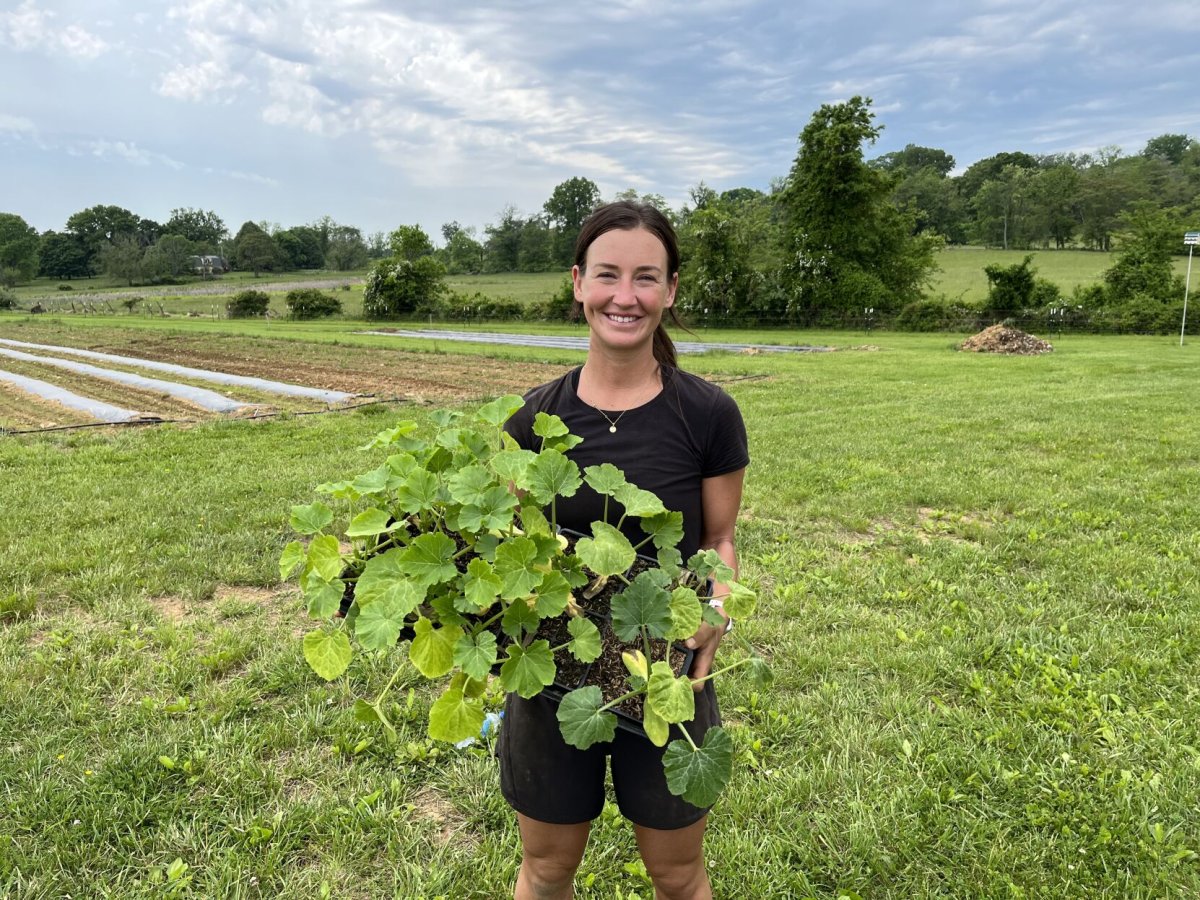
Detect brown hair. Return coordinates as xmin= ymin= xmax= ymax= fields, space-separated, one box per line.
xmin=573 ymin=201 xmax=683 ymax=369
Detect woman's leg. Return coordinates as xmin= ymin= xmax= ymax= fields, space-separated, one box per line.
xmin=514 ymin=813 xmax=591 ymax=900
xmin=633 ymin=816 xmax=711 ymax=900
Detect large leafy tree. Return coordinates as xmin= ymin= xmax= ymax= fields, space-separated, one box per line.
xmin=276 ymin=226 xmax=325 ymax=269
xmin=484 ymin=205 xmax=525 ymax=272
xmin=0 ymin=212 xmax=41 ymax=283
xmin=65 ymin=204 xmax=143 ymax=272
xmin=100 ymin=234 xmax=146 ymax=286
xmin=543 ymin=176 xmax=601 ymax=265
xmin=38 ymin=230 xmax=90 ymax=279
xmin=163 ymin=208 xmax=226 ymax=250
xmin=143 ymin=234 xmax=197 ymax=279
xmin=777 ymin=95 xmax=937 ymax=323
xmin=870 ymin=144 xmax=956 ymax=177
xmin=325 ymin=224 xmax=369 ymax=271
xmin=232 ymin=221 xmax=281 ymax=276
xmin=388 ymin=224 xmax=435 ymax=262
xmin=1142 ymin=133 xmax=1195 ymax=166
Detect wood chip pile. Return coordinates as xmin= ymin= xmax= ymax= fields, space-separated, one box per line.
xmin=959 ymin=325 xmax=1054 ymax=355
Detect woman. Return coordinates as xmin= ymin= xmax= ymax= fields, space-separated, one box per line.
xmin=499 ymin=201 xmax=749 ymax=900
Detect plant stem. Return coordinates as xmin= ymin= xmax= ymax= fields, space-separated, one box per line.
xmin=599 ymin=686 xmax=646 ymax=713
xmin=687 ymin=656 xmax=754 ymax=688
xmin=674 ymin=722 xmax=699 ymax=752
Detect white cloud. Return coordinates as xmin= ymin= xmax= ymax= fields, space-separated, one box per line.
xmin=0 ymin=113 xmax=36 ymax=134
xmin=87 ymin=138 xmax=185 ymax=170
xmin=0 ymin=0 xmax=108 ymax=59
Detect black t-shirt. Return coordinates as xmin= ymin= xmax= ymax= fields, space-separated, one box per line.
xmin=504 ymin=366 xmax=749 ymax=560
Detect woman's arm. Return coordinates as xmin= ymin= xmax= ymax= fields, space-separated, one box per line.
xmin=685 ymin=467 xmax=746 ymax=691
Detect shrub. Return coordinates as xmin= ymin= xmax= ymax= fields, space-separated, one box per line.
xmin=1030 ymin=278 xmax=1062 ymax=308
xmin=57 ymin=284 xmax=73 ymax=292
xmin=362 ymin=256 xmax=446 ymax=319
xmin=895 ymin=299 xmax=953 ymax=332
xmin=285 ymin=288 xmax=342 ymax=319
xmin=982 ymin=254 xmax=1037 ymax=318
xmin=226 ymin=289 xmax=270 ymax=318
xmin=0 ymin=290 xmax=16 ymax=310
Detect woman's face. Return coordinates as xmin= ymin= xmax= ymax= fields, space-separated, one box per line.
xmin=573 ymin=226 xmax=677 ymax=354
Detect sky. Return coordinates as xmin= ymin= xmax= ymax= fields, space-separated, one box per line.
xmin=2 ymin=0 xmax=1199 ymax=242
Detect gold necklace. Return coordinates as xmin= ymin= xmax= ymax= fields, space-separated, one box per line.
xmin=593 ymin=406 xmax=629 ymax=433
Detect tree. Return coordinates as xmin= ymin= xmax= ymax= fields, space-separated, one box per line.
xmin=543 ymin=176 xmax=601 ymax=265
xmin=325 ymin=225 xmax=369 ymax=271
xmin=1142 ymin=133 xmax=1195 ymax=166
xmin=0 ymin=213 xmax=40 ymax=283
xmin=163 ymin=208 xmax=226 ymax=250
xmin=956 ymin=151 xmax=1039 ymax=204
xmin=232 ymin=221 xmax=281 ymax=276
xmin=38 ymin=230 xmax=90 ymax=279
xmin=444 ymin=227 xmax=485 ymax=274
xmin=972 ymin=165 xmax=1035 ymax=249
xmin=484 ymin=205 xmax=525 ymax=272
xmin=870 ymin=144 xmax=955 ymax=177
xmin=65 ymin=204 xmax=142 ymax=271
xmin=388 ymin=224 xmax=435 ymax=262
xmin=1028 ymin=165 xmax=1081 ymax=249
xmin=777 ymin=96 xmax=938 ymax=323
xmin=100 ymin=234 xmax=146 ymax=286
xmin=1103 ymin=203 xmax=1181 ymax=303
xmin=892 ymin=169 xmax=967 ymax=242
xmin=142 ymin=234 xmax=196 ymax=279
xmin=276 ymin=226 xmax=325 ymax=269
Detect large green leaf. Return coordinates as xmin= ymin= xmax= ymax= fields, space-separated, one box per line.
xmin=518 ymin=502 xmax=551 ymax=536
xmin=303 ymin=629 xmax=351 ymax=681
xmin=355 ymin=550 xmax=424 ymax=615
xmin=399 ymin=532 xmax=458 ymax=586
xmin=453 ymin=630 xmax=499 ymax=682
xmin=279 ymin=541 xmax=305 ymax=581
xmin=494 ymin=536 xmax=541 ymax=599
xmin=610 ymin=571 xmax=673 ymax=641
xmin=354 ymin=594 xmax=409 ymax=650
xmin=459 ymin=486 xmax=519 ymax=534
xmin=315 ymin=479 xmax=360 ymax=501
xmin=647 ymin=661 xmax=696 ymax=724
xmin=641 ymin=510 xmax=684 ymax=551
xmin=748 ymin=655 xmax=774 ymax=689
xmin=490 ymin=448 xmax=537 ymax=487
xmin=613 ymin=483 xmax=666 ymax=517
xmin=346 ymin=507 xmax=394 ymax=538
xmin=362 ymin=420 xmax=419 ymax=449
xmin=460 ymin=557 xmax=502 ymax=611
xmin=290 ymin=502 xmax=333 ymax=535
xmin=477 ymin=394 xmax=525 ymax=428
xmin=575 ymin=522 xmax=635 ymax=578
xmin=305 ymin=535 xmax=344 ymax=583
xmin=501 ymin=597 xmax=540 ymax=638
xmin=525 ymin=450 xmax=582 ymax=505
xmin=662 ymin=727 xmax=734 ymax=808
xmin=351 ymin=464 xmax=394 ymax=496
xmin=583 ymin=463 xmax=626 ymax=497
xmin=302 ymin=572 xmax=344 ymax=619
xmin=556 ymin=686 xmax=616 ymax=749
xmin=532 ymin=411 xmax=569 ymax=440
xmin=409 ymin=616 xmax=462 ymax=678
xmin=428 ymin=675 xmax=486 ymax=744
xmin=396 ymin=469 xmax=441 ymax=515
xmin=447 ymin=465 xmax=493 ymax=507
xmin=566 ymin=616 xmax=601 ymax=663
xmin=385 ymin=451 xmax=419 ymax=476
xmin=722 ymin=581 xmax=757 ymax=619
xmin=498 ymin=640 xmax=556 ymax=698
xmin=533 ymin=571 xmax=571 ymax=618
xmin=667 ymin=586 xmax=703 ymax=642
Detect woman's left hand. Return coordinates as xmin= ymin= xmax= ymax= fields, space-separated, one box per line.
xmin=684 ymin=618 xmax=727 ymax=692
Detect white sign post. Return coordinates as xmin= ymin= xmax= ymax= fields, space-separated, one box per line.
xmin=1183 ymin=232 xmax=1199 ymax=346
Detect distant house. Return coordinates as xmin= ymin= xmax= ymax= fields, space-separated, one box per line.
xmin=188 ymin=255 xmax=231 ymax=276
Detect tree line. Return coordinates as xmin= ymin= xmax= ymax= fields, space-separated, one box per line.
xmin=2 ymin=96 xmax=1196 ymax=331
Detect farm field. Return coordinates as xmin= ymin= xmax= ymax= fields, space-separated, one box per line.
xmin=8 ymin=248 xmax=1192 ymax=318
xmin=1 ymin=322 xmax=1198 ymax=897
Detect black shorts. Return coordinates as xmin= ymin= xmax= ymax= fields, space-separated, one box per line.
xmin=496 ymin=682 xmax=721 ymax=831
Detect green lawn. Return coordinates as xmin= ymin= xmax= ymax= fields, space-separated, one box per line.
xmin=1 ymin=328 xmax=1198 ymax=897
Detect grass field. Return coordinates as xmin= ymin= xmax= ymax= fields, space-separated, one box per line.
xmin=1 ymin=323 xmax=1198 ymax=898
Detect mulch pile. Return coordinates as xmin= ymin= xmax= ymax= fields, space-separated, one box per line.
xmin=959 ymin=324 xmax=1053 ymax=355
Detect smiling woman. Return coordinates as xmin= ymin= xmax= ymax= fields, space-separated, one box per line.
xmin=499 ymin=201 xmax=749 ymax=900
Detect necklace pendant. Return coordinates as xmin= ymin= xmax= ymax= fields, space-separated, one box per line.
xmin=609 ymin=425 xmax=617 ymax=433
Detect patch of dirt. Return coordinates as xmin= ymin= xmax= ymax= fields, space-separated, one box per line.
xmin=959 ymin=325 xmax=1053 ymax=355
xmin=410 ymin=785 xmax=476 ymax=849
xmin=149 ymin=595 xmax=190 ymax=623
